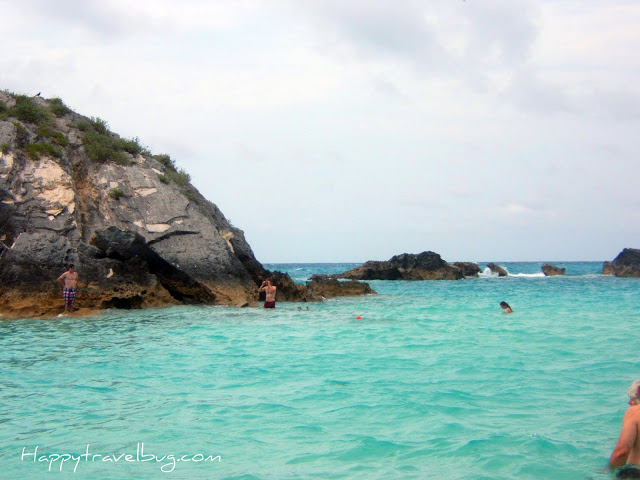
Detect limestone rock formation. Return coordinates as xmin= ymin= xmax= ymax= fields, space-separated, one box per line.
xmin=486 ymin=263 xmax=508 ymax=277
xmin=607 ymin=248 xmax=640 ymax=277
xmin=541 ymin=264 xmax=566 ymax=276
xmin=0 ymin=91 xmax=371 ymax=317
xmin=601 ymin=261 xmax=614 ymax=276
xmin=338 ymin=251 xmax=465 ymax=280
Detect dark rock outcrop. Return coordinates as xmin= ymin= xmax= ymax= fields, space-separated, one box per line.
xmin=542 ymin=264 xmax=566 ymax=276
xmin=601 ymin=261 xmax=614 ymax=276
xmin=607 ymin=248 xmax=640 ymax=277
xmin=486 ymin=263 xmax=508 ymax=277
xmin=338 ymin=251 xmax=465 ymax=280
xmin=90 ymin=226 xmax=217 ymax=304
xmin=453 ymin=262 xmax=481 ymax=278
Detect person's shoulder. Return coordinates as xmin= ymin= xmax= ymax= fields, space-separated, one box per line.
xmin=625 ymin=404 xmax=640 ymax=419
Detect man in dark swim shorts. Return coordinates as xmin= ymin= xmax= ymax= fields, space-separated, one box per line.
xmin=258 ymin=279 xmax=276 ymax=308
xmin=616 ymin=465 xmax=640 ymax=479
xmin=609 ymin=380 xmax=640 ymax=478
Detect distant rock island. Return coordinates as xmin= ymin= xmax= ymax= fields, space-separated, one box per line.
xmin=0 ymin=91 xmax=372 ymax=318
xmin=542 ymin=264 xmax=565 ymax=276
xmin=603 ymin=248 xmax=640 ymax=277
xmin=337 ymin=251 xmax=479 ymax=280
xmin=486 ymin=263 xmax=508 ymax=276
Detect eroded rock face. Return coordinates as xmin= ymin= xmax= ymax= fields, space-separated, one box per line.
xmin=602 ymin=261 xmax=614 ymax=276
xmin=338 ymin=251 xmax=464 ymax=280
xmin=89 ymin=226 xmax=217 ymax=304
xmin=542 ymin=264 xmax=566 ymax=276
xmin=608 ymin=248 xmax=640 ymax=277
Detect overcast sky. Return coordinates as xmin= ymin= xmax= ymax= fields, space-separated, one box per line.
xmin=2 ymin=0 xmax=639 ymax=262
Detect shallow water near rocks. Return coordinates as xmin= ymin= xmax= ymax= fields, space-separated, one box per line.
xmin=1 ymin=262 xmax=638 ymax=479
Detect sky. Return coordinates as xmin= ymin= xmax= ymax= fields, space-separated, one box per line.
xmin=1 ymin=0 xmax=639 ymax=263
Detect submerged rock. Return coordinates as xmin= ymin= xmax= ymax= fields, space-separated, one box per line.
xmin=541 ymin=264 xmax=566 ymax=276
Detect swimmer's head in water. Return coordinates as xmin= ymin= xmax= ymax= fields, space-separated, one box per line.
xmin=500 ymin=301 xmax=510 ymax=308
xmin=627 ymin=380 xmax=640 ymax=401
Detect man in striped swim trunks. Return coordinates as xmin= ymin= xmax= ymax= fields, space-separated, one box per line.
xmin=609 ymin=380 xmax=640 ymax=478
xmin=57 ymin=264 xmax=79 ymax=313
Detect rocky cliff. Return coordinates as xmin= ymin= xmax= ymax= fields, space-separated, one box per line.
xmin=0 ymin=91 xmax=371 ymax=318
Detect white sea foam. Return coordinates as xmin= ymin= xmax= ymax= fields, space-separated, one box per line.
xmin=479 ymin=266 xmax=547 ymax=278
xmin=479 ymin=267 xmax=509 ymax=278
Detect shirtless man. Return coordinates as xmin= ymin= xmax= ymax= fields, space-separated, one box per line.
xmin=258 ymin=279 xmax=276 ymax=309
xmin=57 ymin=264 xmax=78 ymax=313
xmin=609 ymin=380 xmax=640 ymax=478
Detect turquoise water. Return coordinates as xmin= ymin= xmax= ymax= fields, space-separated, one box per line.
xmin=1 ymin=262 xmax=638 ymax=480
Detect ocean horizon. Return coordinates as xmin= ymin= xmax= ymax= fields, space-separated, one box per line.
xmin=1 ymin=261 xmax=637 ymax=480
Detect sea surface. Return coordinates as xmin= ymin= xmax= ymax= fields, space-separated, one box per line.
xmin=1 ymin=261 xmax=638 ymax=480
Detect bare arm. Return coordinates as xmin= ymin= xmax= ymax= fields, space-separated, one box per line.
xmin=609 ymin=409 xmax=638 ymax=468
xmin=57 ymin=272 xmax=66 ymax=287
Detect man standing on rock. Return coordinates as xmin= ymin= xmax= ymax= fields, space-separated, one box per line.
xmin=57 ymin=264 xmax=78 ymax=313
xmin=258 ymin=279 xmax=276 ymax=309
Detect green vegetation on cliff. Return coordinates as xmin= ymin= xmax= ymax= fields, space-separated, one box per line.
xmin=23 ymin=143 xmax=62 ymax=160
xmin=1 ymin=89 xmax=197 ymax=203
xmin=48 ymin=97 xmax=71 ymax=117
xmin=78 ymin=117 xmax=147 ymax=165
xmin=9 ymin=95 xmax=51 ymax=125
